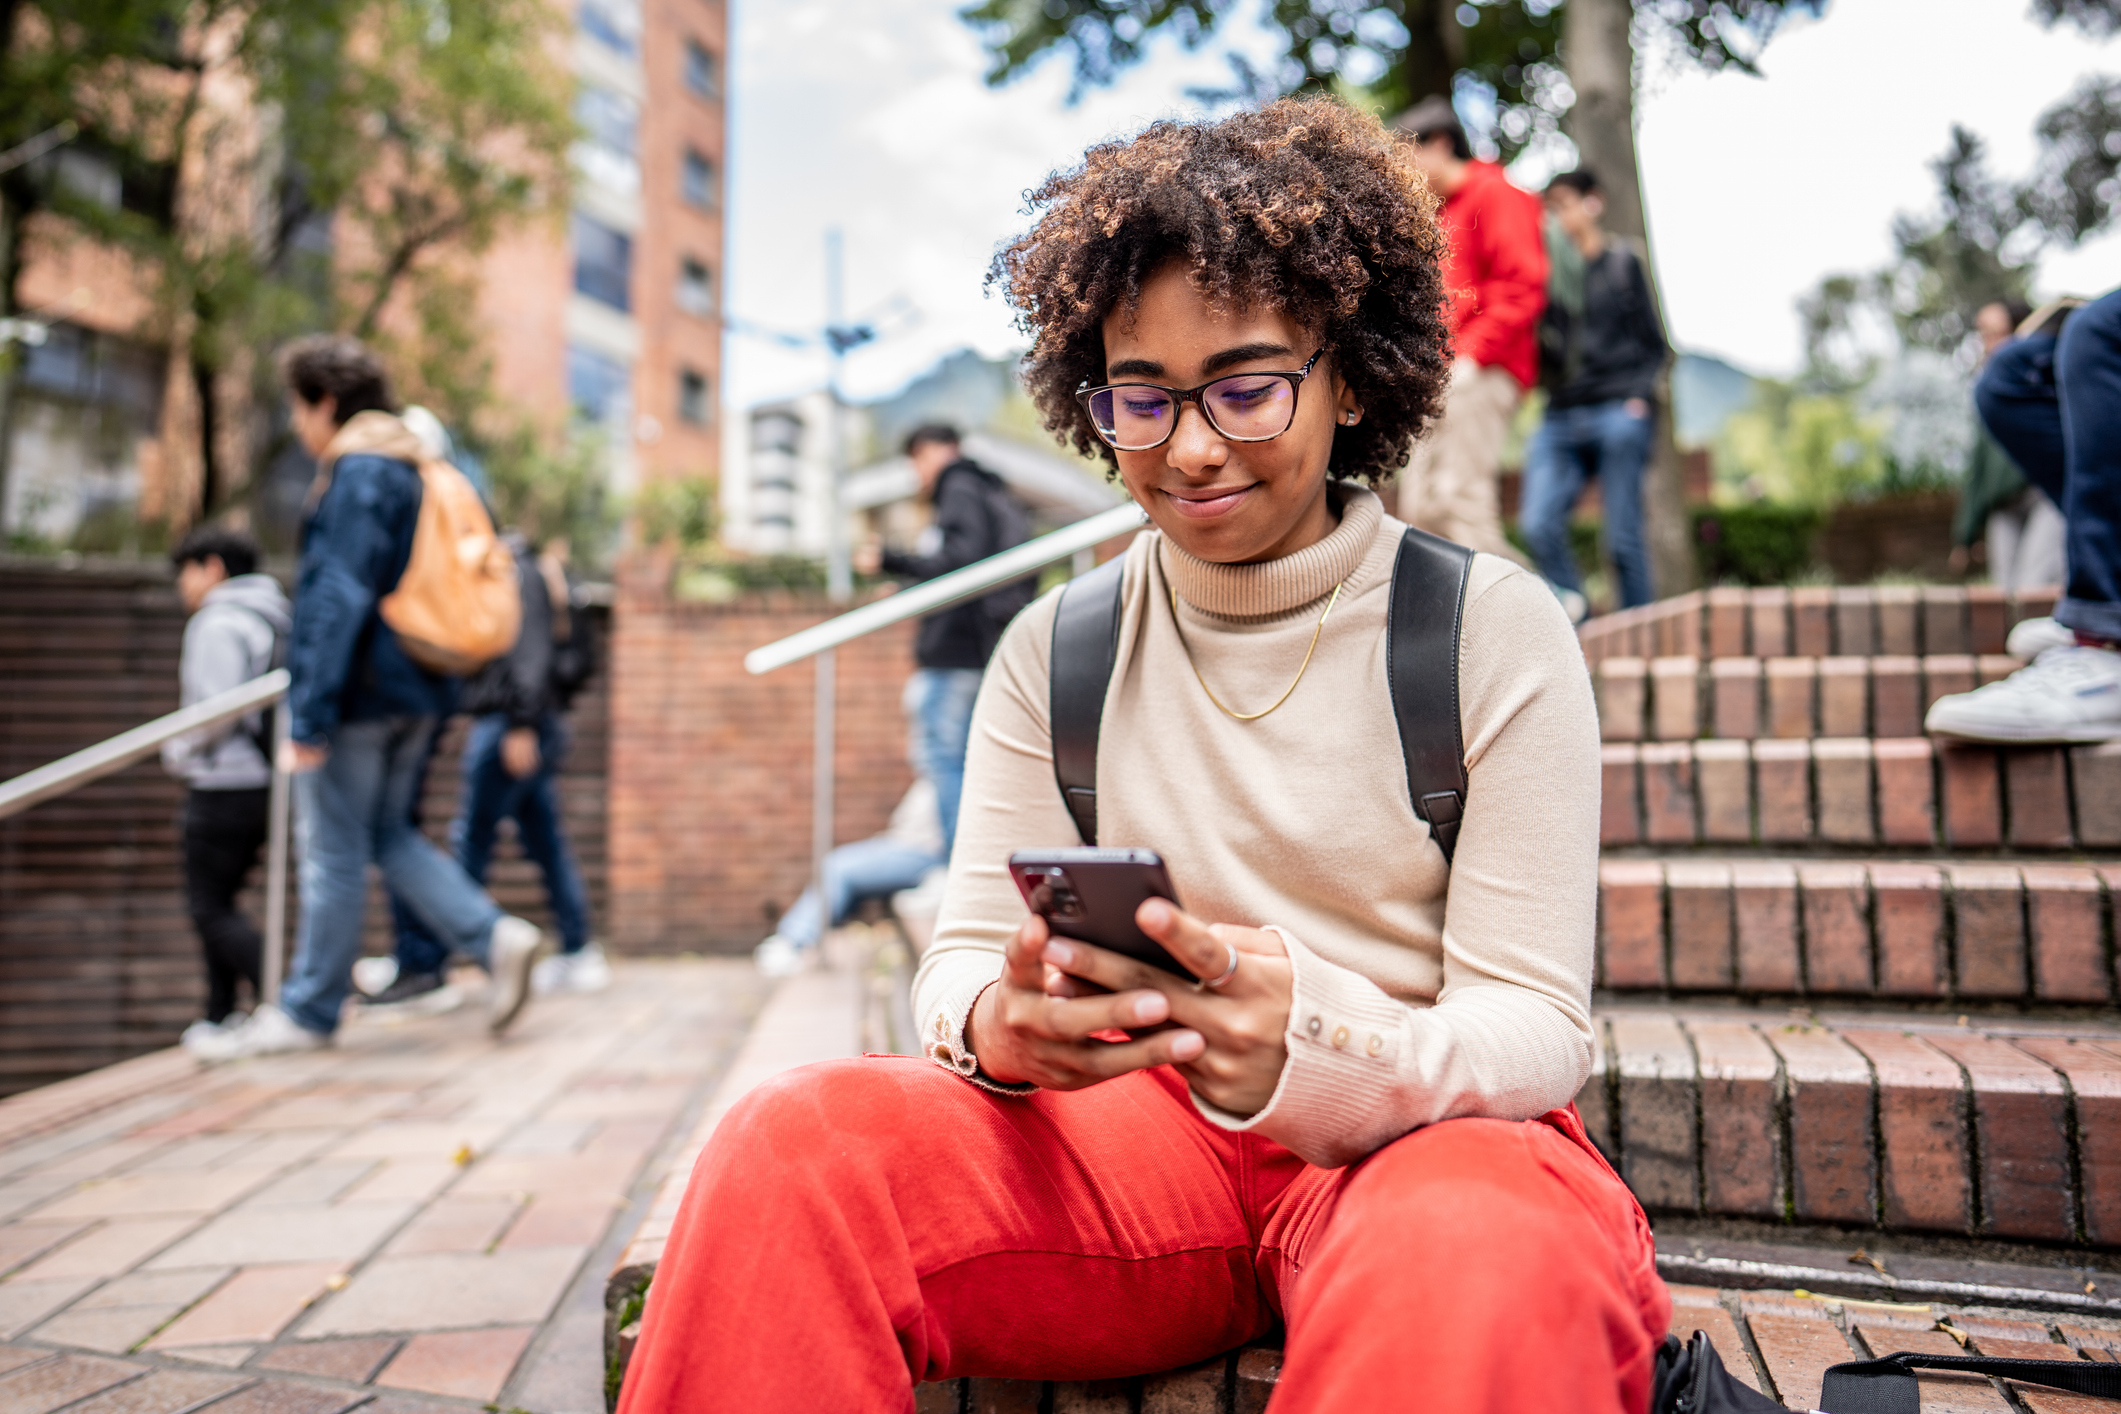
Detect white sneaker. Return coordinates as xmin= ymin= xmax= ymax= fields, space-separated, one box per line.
xmin=753 ymin=934 xmax=814 ymax=979
xmin=487 ymin=916 xmax=547 ymax=1034
xmin=2005 ymin=615 xmax=2076 ymax=660
xmin=1925 ymin=644 xmax=2121 ymax=743
xmin=188 ymin=1004 xmax=327 ymax=1062
xmin=532 ymin=943 xmax=612 ymax=995
xmin=180 ymin=1018 xmax=226 ymax=1056
xmin=351 ymin=955 xmax=400 ymax=998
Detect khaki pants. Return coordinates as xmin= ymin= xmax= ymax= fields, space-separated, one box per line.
xmin=1397 ymin=361 xmax=1524 ymax=561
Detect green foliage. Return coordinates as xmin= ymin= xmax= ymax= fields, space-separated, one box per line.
xmin=637 ymin=476 xmax=721 ymax=553
xmin=482 ymin=428 xmax=620 ymax=571
xmin=1691 ymin=502 xmax=1822 ymax=587
xmin=2 ymin=0 xmax=574 ymax=517
xmin=635 ymin=477 xmax=829 ymax=601
xmin=1714 ymin=380 xmax=1888 ymax=510
xmin=1799 ymin=72 xmax=2121 ymax=376
xmin=958 ymin=0 xmax=1821 ymax=162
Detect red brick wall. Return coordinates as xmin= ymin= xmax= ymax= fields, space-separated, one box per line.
xmin=607 ymin=570 xmax=917 ymax=952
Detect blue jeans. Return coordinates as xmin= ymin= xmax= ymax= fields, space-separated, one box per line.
xmin=395 ymin=713 xmax=591 ymax=973
xmin=281 ymin=716 xmax=502 ymax=1035
xmin=1976 ymin=288 xmax=2121 ymax=641
xmin=773 ymin=837 xmax=942 ymax=950
xmin=1520 ymin=399 xmax=1656 ymax=609
xmin=907 ymin=668 xmax=983 ymax=854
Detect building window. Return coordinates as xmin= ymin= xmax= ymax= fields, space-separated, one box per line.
xmin=578 ymin=0 xmax=640 ymax=54
xmin=681 ymin=148 xmax=717 ymax=211
xmin=568 ymin=345 xmax=632 ymax=429
xmin=571 ymin=212 xmax=633 ymax=312
xmin=572 ymin=84 xmax=640 ymax=193
xmin=678 ymin=368 xmax=711 ymax=426
xmin=677 ymin=257 xmax=715 ymax=318
xmin=684 ymin=40 xmax=719 ymax=99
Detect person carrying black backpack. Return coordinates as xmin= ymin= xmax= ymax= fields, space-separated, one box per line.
xmin=377 ymin=533 xmax=607 ymax=1005
xmin=856 ymin=424 xmax=1033 ymax=853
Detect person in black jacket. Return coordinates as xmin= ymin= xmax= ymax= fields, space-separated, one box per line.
xmin=1521 ymin=167 xmax=1670 ymax=614
xmin=855 ymin=425 xmax=1031 ymax=853
xmin=379 ymin=534 xmax=605 ymax=1005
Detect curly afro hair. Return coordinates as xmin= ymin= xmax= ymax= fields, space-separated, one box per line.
xmin=991 ymin=95 xmax=1452 ymax=485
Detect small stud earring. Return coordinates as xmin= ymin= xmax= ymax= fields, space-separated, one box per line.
xmin=1344 ymin=411 xmax=1358 ymax=426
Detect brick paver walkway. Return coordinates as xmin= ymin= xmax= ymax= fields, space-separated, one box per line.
xmin=0 ymin=958 xmax=773 ymax=1414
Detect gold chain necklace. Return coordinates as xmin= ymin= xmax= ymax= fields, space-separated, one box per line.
xmin=1168 ymin=579 xmax=1345 ymax=722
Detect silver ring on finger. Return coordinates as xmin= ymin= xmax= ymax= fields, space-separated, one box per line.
xmin=1197 ymin=940 xmax=1239 ymax=992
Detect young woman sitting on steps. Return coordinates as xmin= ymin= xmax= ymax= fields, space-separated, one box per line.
xmin=619 ymin=97 xmax=1669 ymax=1413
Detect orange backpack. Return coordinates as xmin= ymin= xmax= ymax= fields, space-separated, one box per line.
xmin=379 ymin=457 xmax=521 ymax=675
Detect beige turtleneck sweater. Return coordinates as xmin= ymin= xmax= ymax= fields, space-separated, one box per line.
xmin=910 ymin=486 xmax=1602 ymax=1169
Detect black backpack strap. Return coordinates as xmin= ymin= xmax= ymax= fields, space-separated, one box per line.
xmin=1822 ymin=1351 xmax=2121 ymax=1413
xmin=1048 ymin=556 xmax=1126 ymax=846
xmin=1387 ymin=527 xmax=1474 ymax=864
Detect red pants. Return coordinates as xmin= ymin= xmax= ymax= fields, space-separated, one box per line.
xmin=619 ymin=1058 xmax=1669 ymax=1412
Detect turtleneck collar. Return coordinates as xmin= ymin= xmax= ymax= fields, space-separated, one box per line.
xmin=1158 ymin=484 xmax=1382 ymax=619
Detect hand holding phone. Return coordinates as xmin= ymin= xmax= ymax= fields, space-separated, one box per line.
xmin=968 ymin=872 xmax=1298 ymax=1117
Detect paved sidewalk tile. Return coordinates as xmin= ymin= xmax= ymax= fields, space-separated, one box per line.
xmin=252 ymin=1335 xmax=402 ymax=1382
xmin=498 ymin=1199 xmax=619 ymax=1250
xmin=10 ymin=1220 xmax=195 ymax=1282
xmin=146 ymin=1262 xmax=340 ymax=1348
xmin=299 ymin=1247 xmax=588 ymax=1336
xmin=28 ymin=1269 xmax=229 ymax=1354
xmin=375 ymin=1326 xmax=536 ymax=1402
xmin=56 ymin=1366 xmax=249 ymax=1413
xmin=146 ymin=1202 xmax=413 ymax=1270
xmin=384 ymin=1196 xmax=521 ymax=1256
xmin=0 ymin=959 xmax=773 ymax=1414
xmin=0 ymin=1277 xmax=99 ymax=1338
xmin=193 ymin=1379 xmax=368 ymax=1414
xmin=0 ymin=1351 xmax=141 ymax=1410
xmin=33 ymin=1168 xmax=279 ymax=1222
xmin=0 ymin=1222 xmax=91 ymax=1277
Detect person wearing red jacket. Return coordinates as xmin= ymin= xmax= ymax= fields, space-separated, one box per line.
xmin=1391 ymin=97 xmax=1547 ymax=560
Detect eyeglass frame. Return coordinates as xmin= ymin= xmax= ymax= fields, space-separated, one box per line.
xmin=1073 ymin=348 xmax=1326 ymax=452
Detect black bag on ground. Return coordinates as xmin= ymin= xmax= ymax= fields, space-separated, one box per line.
xmin=1652 ymin=1331 xmax=1784 ymax=1413
xmin=1818 ymin=1348 xmax=2121 ymax=1412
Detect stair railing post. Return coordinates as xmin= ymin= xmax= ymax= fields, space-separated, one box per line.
xmin=261 ymin=700 xmax=293 ymax=1005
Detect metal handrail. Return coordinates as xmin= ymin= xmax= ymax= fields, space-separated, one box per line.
xmin=0 ymin=668 xmax=296 ymax=1004
xmin=745 ymin=502 xmax=1146 ymax=675
xmin=0 ymin=669 xmax=290 ymax=819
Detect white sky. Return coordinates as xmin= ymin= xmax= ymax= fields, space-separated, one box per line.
xmin=722 ymin=0 xmax=2121 ymax=413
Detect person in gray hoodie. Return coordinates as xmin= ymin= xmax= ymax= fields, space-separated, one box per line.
xmin=161 ymin=526 xmax=291 ymax=1050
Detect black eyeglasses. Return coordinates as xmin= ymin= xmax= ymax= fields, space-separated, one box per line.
xmin=1075 ymin=349 xmax=1324 ymax=452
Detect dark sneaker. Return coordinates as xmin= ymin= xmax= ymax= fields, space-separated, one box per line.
xmin=360 ymin=971 xmax=464 ymax=1017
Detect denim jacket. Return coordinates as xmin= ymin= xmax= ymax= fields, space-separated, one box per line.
xmin=287 ymin=419 xmax=456 ymax=743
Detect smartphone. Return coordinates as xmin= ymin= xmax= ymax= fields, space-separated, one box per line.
xmin=1008 ymin=847 xmax=1188 ymax=978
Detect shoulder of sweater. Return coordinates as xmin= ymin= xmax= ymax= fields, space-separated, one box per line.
xmin=1462 ymin=552 xmax=1573 ymax=636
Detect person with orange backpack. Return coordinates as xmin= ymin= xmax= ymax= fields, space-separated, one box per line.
xmin=193 ymin=335 xmax=546 ymax=1060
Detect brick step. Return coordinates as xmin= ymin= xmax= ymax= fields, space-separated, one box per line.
xmin=912 ymin=1285 xmax=2121 ymax=1411
xmin=1597 ymin=652 xmax=2032 ymax=742
xmin=1600 ymin=737 xmax=2121 ymax=851
xmin=1598 ymin=856 xmax=2119 ymax=1002
xmin=1580 ymin=584 xmax=2057 ymax=667
xmin=1579 ymin=1004 xmax=2121 ymax=1245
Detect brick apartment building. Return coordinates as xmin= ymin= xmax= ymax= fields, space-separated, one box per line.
xmin=487 ymin=0 xmax=728 ymax=501
xmin=0 ymin=0 xmax=727 ymax=549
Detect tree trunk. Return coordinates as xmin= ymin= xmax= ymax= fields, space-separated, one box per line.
xmin=1561 ymin=0 xmax=1699 ymax=598
xmin=1394 ymin=0 xmax=1465 ymax=110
